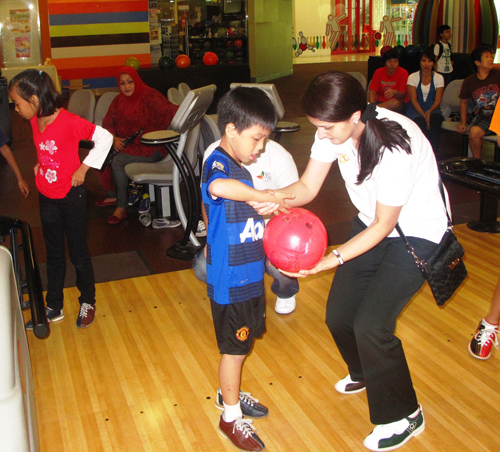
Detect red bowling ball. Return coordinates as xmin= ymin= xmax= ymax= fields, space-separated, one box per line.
xmin=203 ymin=51 xmax=218 ymax=65
xmin=263 ymin=208 xmax=328 ymax=272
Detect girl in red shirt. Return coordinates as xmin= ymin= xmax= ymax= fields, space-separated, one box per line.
xmin=9 ymin=69 xmax=113 ymax=329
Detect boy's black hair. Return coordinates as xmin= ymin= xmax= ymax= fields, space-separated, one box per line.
xmin=217 ymin=87 xmax=278 ymax=137
xmin=9 ymin=69 xmax=62 ymax=117
xmin=471 ymin=43 xmax=495 ymax=72
xmin=437 ymin=25 xmax=451 ymax=37
xmin=382 ymin=48 xmax=400 ymax=63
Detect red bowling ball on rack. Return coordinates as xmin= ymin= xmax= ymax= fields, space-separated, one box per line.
xmin=263 ymin=208 xmax=328 ymax=272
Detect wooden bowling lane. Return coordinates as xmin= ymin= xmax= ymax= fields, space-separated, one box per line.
xmin=26 ymin=224 xmax=500 ymax=451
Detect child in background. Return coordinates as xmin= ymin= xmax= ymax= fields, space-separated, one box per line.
xmin=9 ymin=69 xmax=113 ymax=329
xmin=434 ymin=25 xmax=453 ymax=86
xmin=0 ymin=127 xmax=30 ymax=197
xmin=202 ymin=87 xmax=291 ymax=451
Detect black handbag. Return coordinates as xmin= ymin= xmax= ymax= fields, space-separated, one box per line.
xmin=99 ymin=128 xmax=144 ymax=170
xmin=396 ymin=180 xmax=467 ymax=306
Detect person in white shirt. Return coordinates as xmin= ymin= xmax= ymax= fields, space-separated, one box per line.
xmin=194 ymin=139 xmax=301 ymax=315
xmin=253 ymin=71 xmax=448 ymax=451
xmin=434 ymin=25 xmax=453 ymax=86
xmin=406 ymin=49 xmax=445 ymax=153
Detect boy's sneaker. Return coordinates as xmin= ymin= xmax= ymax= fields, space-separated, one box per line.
xmin=127 ymin=184 xmax=142 ymax=206
xmin=275 ymin=295 xmax=296 ymax=314
xmin=25 ymin=307 xmax=64 ymax=330
xmin=139 ymin=212 xmax=152 ymax=228
xmin=76 ymin=303 xmax=96 ymax=328
xmin=216 ymin=389 xmax=269 ymax=419
xmin=335 ymin=374 xmax=366 ymax=394
xmin=469 ymin=319 xmax=499 ymax=360
xmin=152 ymin=218 xmax=181 ymax=229
xmin=363 ymin=405 xmax=425 ymax=451
xmin=218 ymin=416 xmax=265 ymax=452
xmin=138 ymin=194 xmax=151 ymax=214
xmin=195 ymin=220 xmax=207 ymax=237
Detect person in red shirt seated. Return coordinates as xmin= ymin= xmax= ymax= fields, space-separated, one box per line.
xmin=369 ymin=48 xmax=409 ymax=112
xmin=97 ymin=66 xmax=179 ymax=224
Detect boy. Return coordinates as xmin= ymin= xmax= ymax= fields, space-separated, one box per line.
xmin=434 ymin=25 xmax=453 ymax=86
xmin=195 ymin=138 xmax=300 ymax=315
xmin=0 ymin=127 xmax=30 ymax=197
xmin=201 ymin=87 xmax=291 ymax=451
xmin=456 ymin=43 xmax=500 ymax=158
xmin=368 ymin=48 xmax=409 ymax=112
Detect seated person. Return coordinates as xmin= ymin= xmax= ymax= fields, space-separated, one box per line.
xmin=369 ymin=48 xmax=409 ymax=112
xmin=406 ymin=50 xmax=445 ymax=154
xmin=456 ymin=43 xmax=500 ymax=158
xmin=194 ymin=139 xmax=301 ymax=315
xmin=97 ymin=66 xmax=179 ymax=224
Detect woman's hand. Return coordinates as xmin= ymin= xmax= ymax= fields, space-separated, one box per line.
xmin=113 ymin=135 xmax=125 ymax=151
xmin=423 ymin=111 xmax=431 ymax=129
xmin=456 ymin=123 xmax=467 ymax=134
xmin=279 ymin=252 xmax=339 ymax=278
xmin=33 ymin=163 xmax=39 ymax=177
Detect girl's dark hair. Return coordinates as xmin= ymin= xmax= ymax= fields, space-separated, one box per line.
xmin=217 ymin=86 xmax=277 ymax=136
xmin=301 ymin=71 xmax=412 ymax=184
xmin=420 ymin=49 xmax=436 ymax=64
xmin=9 ymin=69 xmax=62 ymax=117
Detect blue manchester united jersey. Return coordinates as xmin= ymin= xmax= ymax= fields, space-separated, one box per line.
xmin=202 ymin=147 xmax=265 ymax=305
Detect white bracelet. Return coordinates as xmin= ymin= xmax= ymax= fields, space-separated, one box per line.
xmin=332 ymin=249 xmax=344 ymax=265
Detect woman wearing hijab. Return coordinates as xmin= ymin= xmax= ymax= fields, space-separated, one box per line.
xmin=97 ymin=66 xmax=179 ymax=224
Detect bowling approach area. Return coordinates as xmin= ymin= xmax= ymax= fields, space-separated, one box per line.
xmin=25 ymin=225 xmax=500 ymax=452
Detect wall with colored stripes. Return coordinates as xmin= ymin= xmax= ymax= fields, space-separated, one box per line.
xmin=46 ymin=0 xmax=151 ymax=90
xmin=413 ymin=0 xmax=498 ymax=52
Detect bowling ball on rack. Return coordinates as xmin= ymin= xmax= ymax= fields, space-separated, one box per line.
xmin=403 ymin=44 xmax=418 ymax=59
xmin=263 ymin=208 xmax=328 ymax=272
xmin=393 ymin=45 xmax=405 ymax=57
xmin=158 ymin=56 xmax=175 ymax=70
xmin=203 ymin=52 xmax=218 ymax=66
xmin=175 ymin=54 xmax=191 ymax=68
xmin=380 ymin=45 xmax=392 ymax=56
xmin=124 ymin=57 xmax=140 ymax=71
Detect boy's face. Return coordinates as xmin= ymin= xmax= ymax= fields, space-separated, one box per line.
xmin=441 ymin=29 xmax=451 ymax=41
xmin=476 ymin=51 xmax=494 ymax=71
xmin=385 ymin=58 xmax=399 ymax=75
xmin=225 ymin=124 xmax=271 ymax=164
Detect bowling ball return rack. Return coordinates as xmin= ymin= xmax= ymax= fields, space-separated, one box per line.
xmin=439 ymin=157 xmax=500 ymax=233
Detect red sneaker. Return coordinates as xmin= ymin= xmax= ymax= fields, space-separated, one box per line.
xmin=218 ymin=416 xmax=265 ymax=451
xmin=77 ymin=303 xmax=96 ymax=328
xmin=469 ymin=320 xmax=499 ymax=360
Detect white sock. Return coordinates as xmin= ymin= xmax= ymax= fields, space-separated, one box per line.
xmin=482 ymin=318 xmax=499 ymax=328
xmin=222 ymin=401 xmax=242 ymax=422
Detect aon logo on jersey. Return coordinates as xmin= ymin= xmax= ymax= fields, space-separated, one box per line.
xmin=240 ymin=218 xmax=264 ymax=243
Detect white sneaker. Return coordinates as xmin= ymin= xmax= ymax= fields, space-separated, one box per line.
xmin=275 ymin=295 xmax=296 ymax=314
xmin=195 ymin=220 xmax=207 ymax=237
xmin=363 ymin=405 xmax=425 ymax=451
xmin=152 ymin=218 xmax=181 ymax=229
xmin=334 ymin=374 xmax=366 ymax=394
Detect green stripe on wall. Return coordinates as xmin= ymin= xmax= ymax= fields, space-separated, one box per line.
xmin=49 ymin=22 xmax=149 ymax=37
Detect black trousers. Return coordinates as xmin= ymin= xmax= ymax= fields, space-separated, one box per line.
xmin=39 ymin=185 xmax=95 ymax=311
xmin=413 ymin=114 xmax=444 ymax=154
xmin=326 ymin=217 xmax=438 ymax=425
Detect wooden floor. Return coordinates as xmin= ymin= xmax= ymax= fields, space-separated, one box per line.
xmin=26 ymin=224 xmax=500 ymax=452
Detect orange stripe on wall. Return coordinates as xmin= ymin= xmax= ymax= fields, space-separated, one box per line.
xmin=52 ymin=53 xmax=151 ymax=70
xmin=48 ymin=1 xmax=147 ymax=14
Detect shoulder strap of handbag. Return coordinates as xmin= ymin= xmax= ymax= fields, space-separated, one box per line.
xmin=395 ymin=177 xmax=451 ymax=258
